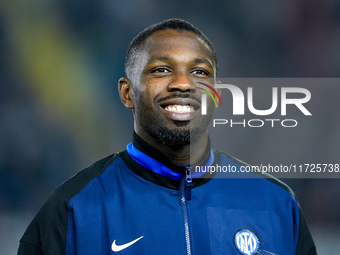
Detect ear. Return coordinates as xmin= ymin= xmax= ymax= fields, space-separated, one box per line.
xmin=118 ymin=77 xmax=134 ymax=109
xmin=215 ymin=80 xmax=222 ymax=108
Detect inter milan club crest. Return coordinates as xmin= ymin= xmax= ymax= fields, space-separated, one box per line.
xmin=233 ymin=229 xmax=260 ymax=255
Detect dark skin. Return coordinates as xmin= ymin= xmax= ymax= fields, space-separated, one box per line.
xmin=119 ymin=29 xmax=220 ymax=165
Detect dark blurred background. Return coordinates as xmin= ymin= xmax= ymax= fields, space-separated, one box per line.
xmin=1 ymin=0 xmax=340 ymax=254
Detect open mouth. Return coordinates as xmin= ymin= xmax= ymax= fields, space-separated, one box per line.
xmin=164 ymin=104 xmax=195 ymax=113
xmin=159 ymin=99 xmax=200 ymax=121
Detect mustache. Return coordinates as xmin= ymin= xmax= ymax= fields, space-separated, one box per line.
xmin=157 ymin=92 xmax=201 ymax=104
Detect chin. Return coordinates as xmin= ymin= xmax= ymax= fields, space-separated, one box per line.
xmin=144 ymin=121 xmax=206 ymax=150
xmin=173 ymin=120 xmax=190 ymax=127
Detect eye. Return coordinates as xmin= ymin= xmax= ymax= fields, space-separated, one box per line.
xmin=152 ymin=67 xmax=171 ymax=73
xmin=192 ymin=69 xmax=210 ymax=77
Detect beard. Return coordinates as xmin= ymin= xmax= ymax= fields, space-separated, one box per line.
xmin=135 ymin=107 xmax=214 ymax=150
xmin=133 ymin=90 xmax=215 ymax=150
xmin=142 ymin=120 xmax=207 ymax=150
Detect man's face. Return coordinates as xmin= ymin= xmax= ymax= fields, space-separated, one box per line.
xmin=130 ymin=29 xmax=217 ymax=149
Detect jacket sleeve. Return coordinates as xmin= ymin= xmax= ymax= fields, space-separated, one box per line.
xmin=295 ymin=208 xmax=317 ymax=255
xmin=17 ymin=154 xmax=119 ymax=255
xmin=18 ymin=241 xmax=46 ymax=255
xmin=17 ymin=193 xmax=69 ymax=255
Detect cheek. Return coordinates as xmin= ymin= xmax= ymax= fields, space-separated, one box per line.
xmin=132 ymin=79 xmax=165 ymax=109
xmin=132 ymin=89 xmax=152 ymax=112
xmin=205 ymin=94 xmax=216 ymax=108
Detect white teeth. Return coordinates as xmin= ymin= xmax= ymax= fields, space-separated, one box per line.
xmin=165 ymin=105 xmax=194 ymax=113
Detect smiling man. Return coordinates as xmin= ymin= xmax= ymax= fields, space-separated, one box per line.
xmin=18 ymin=19 xmax=317 ymax=255
xmin=120 ymin=27 xmax=216 ymax=164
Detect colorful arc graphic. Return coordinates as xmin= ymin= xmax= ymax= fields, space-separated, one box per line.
xmin=196 ymin=82 xmax=222 ymax=107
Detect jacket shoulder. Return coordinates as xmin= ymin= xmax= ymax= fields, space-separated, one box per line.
xmin=217 ymin=150 xmax=317 ymax=255
xmin=217 ymin=150 xmax=297 ymax=198
xmin=18 ymin=153 xmax=121 ymax=255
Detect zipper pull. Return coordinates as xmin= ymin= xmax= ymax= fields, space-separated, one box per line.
xmin=185 ymin=165 xmax=193 ymax=201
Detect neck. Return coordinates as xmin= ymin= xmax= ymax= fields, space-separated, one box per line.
xmin=134 ymin=130 xmax=209 ymax=165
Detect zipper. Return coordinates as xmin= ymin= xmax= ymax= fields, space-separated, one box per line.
xmin=181 ymin=165 xmax=193 ymax=255
xmin=185 ymin=165 xmax=193 ymax=201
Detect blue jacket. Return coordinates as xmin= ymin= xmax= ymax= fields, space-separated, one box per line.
xmin=18 ymin=133 xmax=316 ymax=255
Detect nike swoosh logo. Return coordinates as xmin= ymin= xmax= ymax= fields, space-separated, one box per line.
xmin=111 ymin=236 xmax=144 ymax=252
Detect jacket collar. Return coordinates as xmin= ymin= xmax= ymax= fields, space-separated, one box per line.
xmin=119 ymin=132 xmax=218 ymax=189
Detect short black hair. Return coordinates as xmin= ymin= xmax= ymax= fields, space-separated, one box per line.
xmin=125 ymin=18 xmax=217 ymax=79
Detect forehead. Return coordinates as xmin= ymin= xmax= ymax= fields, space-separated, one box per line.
xmin=142 ymin=29 xmax=214 ymax=63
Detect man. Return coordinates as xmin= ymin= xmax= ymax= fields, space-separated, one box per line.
xmin=18 ymin=18 xmax=317 ymax=255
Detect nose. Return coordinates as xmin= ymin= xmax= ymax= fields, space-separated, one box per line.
xmin=167 ymin=73 xmax=196 ymax=93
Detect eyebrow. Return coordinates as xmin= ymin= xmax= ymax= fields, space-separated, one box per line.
xmin=147 ymin=55 xmax=214 ymax=69
xmin=191 ymin=58 xmax=214 ymax=69
xmin=147 ymin=55 xmax=174 ymax=64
